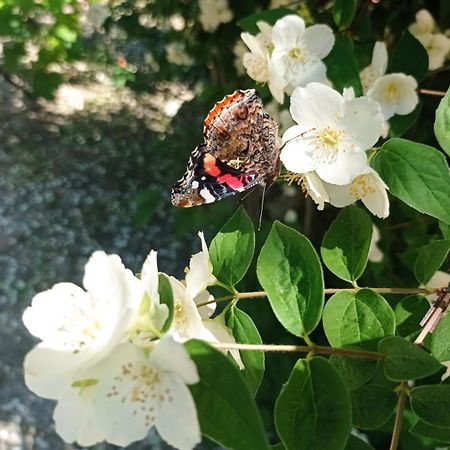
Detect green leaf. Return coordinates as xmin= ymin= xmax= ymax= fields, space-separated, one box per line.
xmin=257 ymin=221 xmax=324 ymax=337
xmin=321 ymin=206 xmax=372 ymax=283
xmin=275 ymin=357 xmax=351 ymax=450
xmin=333 ymin=0 xmax=358 ymax=29
xmin=389 ymin=102 xmax=422 ymax=138
xmin=237 ymin=8 xmax=295 ymax=34
xmin=53 ymin=24 xmax=78 ymax=43
xmin=379 ymin=336 xmax=442 ymax=381
xmin=345 ymin=435 xmax=375 ymax=450
xmin=158 ymin=273 xmax=174 ymax=333
xmin=410 ymin=420 xmax=450 ymax=443
xmin=323 ymin=289 xmax=395 ymax=351
xmin=395 ymin=295 xmax=431 ymax=341
xmin=351 ymin=384 xmax=397 ymax=429
xmin=411 ymin=385 xmax=450 ymax=428
xmin=186 ymin=340 xmax=270 ymax=450
xmin=324 ymin=39 xmax=363 ymax=96
xmin=133 ymin=187 xmax=162 ymax=228
xmin=414 ymin=240 xmax=450 ymax=284
xmin=330 ymin=353 xmax=378 ymax=390
xmin=226 ymin=306 xmax=265 ymax=396
xmin=3 ymin=41 xmax=26 ymax=72
xmin=389 ymin=31 xmax=428 ymax=82
xmin=431 ymin=313 xmax=450 ymax=362
xmin=439 ymin=221 xmax=450 ymax=239
xmin=434 ymin=86 xmax=450 ymax=156
xmin=271 ymin=444 xmax=286 ymax=450
xmin=32 ymin=71 xmax=62 ymax=99
xmin=371 ymin=138 xmax=450 ymax=225
xmin=210 ymin=206 xmax=255 ymax=288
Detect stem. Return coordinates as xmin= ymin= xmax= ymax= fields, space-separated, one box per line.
xmin=212 ymin=342 xmax=385 ymax=360
xmin=390 ymin=382 xmax=409 ymax=450
xmin=196 ymin=287 xmax=437 ymax=308
xmin=418 ymin=88 xmax=447 ymax=97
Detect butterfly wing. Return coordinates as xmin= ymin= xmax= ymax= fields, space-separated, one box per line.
xmin=171 ymin=145 xmax=261 ymax=207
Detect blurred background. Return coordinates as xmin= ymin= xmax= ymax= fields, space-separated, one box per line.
xmin=0 ymin=0 xmax=449 ymax=449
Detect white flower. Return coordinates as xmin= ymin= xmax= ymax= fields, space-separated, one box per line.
xmin=415 ymin=33 xmax=450 ymax=70
xmin=409 ymin=9 xmax=450 ymax=70
xmin=168 ymin=233 xmax=243 ymax=368
xmin=241 ymin=22 xmax=285 ymax=103
xmin=52 ymin=337 xmax=200 ymax=449
xmin=324 ymin=167 xmax=390 ymax=218
xmin=166 ymin=42 xmax=193 ymax=66
xmin=23 ymin=251 xmax=168 ymax=399
xmin=367 ymin=74 xmax=418 ymax=120
xmin=409 ymin=9 xmax=435 ymax=35
xmin=281 ymin=83 xmax=384 ymax=185
xmin=419 ymin=270 xmax=450 ymax=381
xmin=360 ymin=42 xmax=388 ymax=93
xmin=368 ymin=225 xmax=383 ymax=262
xmin=86 ymin=3 xmax=110 ymax=30
xmin=360 ymin=42 xmax=419 ymax=120
xmin=233 ymin=39 xmax=247 ymax=76
xmin=198 ymin=0 xmax=233 ymax=33
xmin=423 ymin=270 xmax=450 ymax=303
xmin=23 ymin=252 xmax=143 ymax=398
xmin=271 ymin=15 xmax=334 ymax=88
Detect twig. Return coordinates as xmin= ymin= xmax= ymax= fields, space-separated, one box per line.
xmin=212 ymin=342 xmax=385 ymax=360
xmin=389 ymin=381 xmax=409 ymax=450
xmin=418 ymin=88 xmax=447 ymax=97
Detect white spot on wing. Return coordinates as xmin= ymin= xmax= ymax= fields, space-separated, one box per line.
xmin=199 ymin=187 xmax=215 ymax=203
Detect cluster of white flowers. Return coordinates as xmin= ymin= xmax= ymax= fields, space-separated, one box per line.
xmin=241 ymin=15 xmax=334 ymax=103
xmin=22 ymin=234 xmax=240 ymax=449
xmin=198 ymin=0 xmax=233 ymax=33
xmin=237 ymin=13 xmax=437 ymax=218
xmin=281 ymin=82 xmax=390 ymax=218
xmin=166 ymin=42 xmax=193 ymax=66
xmin=409 ymin=9 xmax=450 ymax=70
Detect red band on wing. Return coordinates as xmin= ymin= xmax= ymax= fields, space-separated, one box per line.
xmin=203 ymin=154 xmax=221 ymax=177
xmin=217 ymin=173 xmax=244 ymax=189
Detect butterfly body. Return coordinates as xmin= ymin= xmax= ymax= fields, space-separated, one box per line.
xmin=171 ymin=89 xmax=280 ymax=207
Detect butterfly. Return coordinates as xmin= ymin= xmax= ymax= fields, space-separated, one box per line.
xmin=171 ymin=89 xmax=281 ymax=207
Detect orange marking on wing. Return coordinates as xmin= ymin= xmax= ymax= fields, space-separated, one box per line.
xmin=203 ymin=90 xmax=249 ymax=129
xmin=203 ymin=154 xmax=221 ymax=176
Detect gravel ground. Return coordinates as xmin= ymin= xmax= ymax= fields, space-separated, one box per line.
xmin=0 ymin=76 xmax=198 ymax=450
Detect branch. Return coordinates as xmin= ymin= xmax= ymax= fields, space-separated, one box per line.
xmin=389 ymin=381 xmax=409 ymax=450
xmin=418 ymin=88 xmax=447 ymax=97
xmin=196 ymin=287 xmax=437 ymax=307
xmin=212 ymin=342 xmax=385 ymax=360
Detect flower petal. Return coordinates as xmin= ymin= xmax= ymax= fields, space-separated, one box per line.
xmin=272 ymin=15 xmax=305 ymax=49
xmin=280 ymin=128 xmax=316 ymax=174
xmin=198 ymin=318 xmax=244 ymax=369
xmin=304 ymin=24 xmax=335 ymax=59
xmin=185 ymin=232 xmax=216 ymax=299
xmin=304 ymin=171 xmax=329 ymax=210
xmin=168 ymin=277 xmax=203 ymax=340
xmin=24 ymin=344 xmax=96 ymax=399
xmin=156 ymin=374 xmax=201 ymax=450
xmin=150 ymin=335 xmax=199 ymax=385
xmin=141 ymin=250 xmax=159 ymax=305
xmin=289 ymin=83 xmax=344 ymax=128
xmin=292 ymin=60 xmax=327 ymax=87
xmin=371 ymin=42 xmax=388 ymax=78
xmin=340 ymin=96 xmax=384 ymax=149
xmin=316 ymin=149 xmax=368 ymax=185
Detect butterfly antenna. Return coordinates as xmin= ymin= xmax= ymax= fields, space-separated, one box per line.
xmin=258 ymin=184 xmax=267 ymax=231
xmin=239 ymin=185 xmax=258 ymax=202
xmin=279 ymin=128 xmax=316 ymax=151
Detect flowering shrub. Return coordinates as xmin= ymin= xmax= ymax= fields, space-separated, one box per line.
xmin=17 ymin=1 xmax=450 ymax=450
